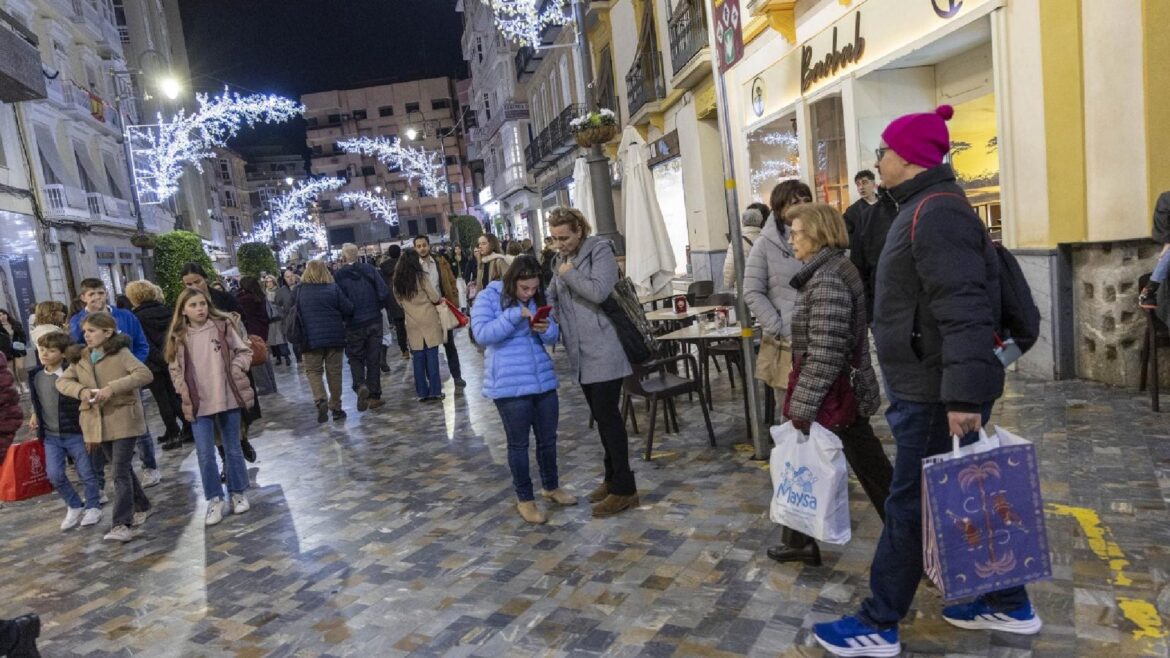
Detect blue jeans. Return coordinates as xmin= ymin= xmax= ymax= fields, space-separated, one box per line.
xmin=191 ymin=409 xmax=249 ymax=501
xmin=858 ymin=394 xmax=1028 ymax=628
xmin=411 ymin=346 xmax=441 ymax=398
xmin=494 ymin=390 xmax=560 ymax=501
xmin=43 ymin=432 xmax=100 ymax=509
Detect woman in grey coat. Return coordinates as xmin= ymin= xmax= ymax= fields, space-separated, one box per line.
xmin=547 ymin=207 xmax=639 ymax=518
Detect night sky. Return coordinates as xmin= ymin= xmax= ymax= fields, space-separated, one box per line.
xmin=177 ymin=0 xmax=468 ymax=156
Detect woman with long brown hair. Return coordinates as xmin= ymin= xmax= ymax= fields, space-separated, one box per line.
xmin=393 ymin=249 xmax=446 ymax=401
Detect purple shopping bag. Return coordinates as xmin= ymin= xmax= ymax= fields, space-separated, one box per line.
xmin=922 ymin=427 xmax=1052 ymax=601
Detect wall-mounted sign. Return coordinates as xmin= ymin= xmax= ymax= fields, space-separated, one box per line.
xmin=715 ymin=0 xmax=744 ymax=74
xmin=801 ymin=12 xmax=866 ymax=93
xmin=648 ymin=131 xmax=681 ymax=168
xmin=932 ymin=0 xmax=964 ymax=18
xmin=751 ymin=77 xmax=766 ymax=117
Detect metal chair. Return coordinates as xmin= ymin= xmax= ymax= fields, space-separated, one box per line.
xmin=621 ymin=354 xmax=716 ymax=460
xmin=686 ymin=280 xmax=714 ymax=307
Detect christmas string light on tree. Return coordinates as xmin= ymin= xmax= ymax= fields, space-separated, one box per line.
xmin=133 ymin=89 xmax=303 ymax=204
xmin=488 ymin=0 xmax=570 ymax=48
xmin=337 ymin=136 xmax=447 ymax=198
xmin=338 ymin=191 xmax=399 ymax=225
xmin=246 ymin=177 xmax=345 ymax=258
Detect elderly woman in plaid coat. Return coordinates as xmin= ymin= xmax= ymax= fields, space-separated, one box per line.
xmin=768 ymin=203 xmax=894 ymax=567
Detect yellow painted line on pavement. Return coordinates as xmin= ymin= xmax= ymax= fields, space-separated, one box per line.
xmin=1047 ymin=503 xmax=1167 ymax=642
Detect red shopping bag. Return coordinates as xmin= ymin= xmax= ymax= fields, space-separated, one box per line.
xmin=0 ymin=440 xmax=54 ymax=501
xmin=443 ymin=298 xmax=469 ymax=328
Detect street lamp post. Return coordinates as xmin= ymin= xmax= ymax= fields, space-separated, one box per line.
xmin=570 ymin=0 xmax=623 ymax=256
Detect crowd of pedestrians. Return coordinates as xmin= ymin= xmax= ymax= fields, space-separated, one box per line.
xmin=0 ymin=104 xmax=1098 ymax=658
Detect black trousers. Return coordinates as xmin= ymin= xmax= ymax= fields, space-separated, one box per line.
xmin=581 ymin=378 xmax=637 ymax=495
xmin=782 ymin=416 xmax=893 ymax=548
xmin=443 ymin=330 xmax=462 ymax=380
xmin=391 ymin=316 xmax=408 ymax=355
xmin=102 ymin=437 xmax=151 ymax=527
xmin=344 ymin=322 xmax=384 ymax=398
xmin=147 ymin=369 xmax=183 ymax=438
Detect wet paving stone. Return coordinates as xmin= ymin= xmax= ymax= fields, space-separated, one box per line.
xmin=1 ymin=333 xmax=1168 ymax=656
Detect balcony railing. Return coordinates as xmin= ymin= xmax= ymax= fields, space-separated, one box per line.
xmin=626 ymin=53 xmax=667 ymax=118
xmin=86 ymin=192 xmax=103 ymax=216
xmin=479 ymin=101 xmax=531 ymax=140
xmin=524 ymin=103 xmax=584 ymax=173
xmin=42 ymin=184 xmax=91 ymax=220
xmin=669 ymin=1 xmax=709 ymax=76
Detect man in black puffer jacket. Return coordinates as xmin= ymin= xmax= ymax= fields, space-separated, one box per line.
xmin=333 ymin=243 xmax=390 ymax=411
xmin=815 ymin=105 xmax=1038 ymax=658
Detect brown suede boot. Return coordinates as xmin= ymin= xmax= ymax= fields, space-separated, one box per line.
xmin=516 ymin=500 xmax=547 ymax=524
xmin=591 ymin=493 xmax=639 ymax=518
xmin=587 ymin=482 xmax=609 ymax=503
xmin=541 ymin=489 xmax=578 ymax=506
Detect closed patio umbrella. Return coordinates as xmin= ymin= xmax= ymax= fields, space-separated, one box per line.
xmin=571 ymin=156 xmax=595 ymax=221
xmin=619 ymin=126 xmax=676 ymax=297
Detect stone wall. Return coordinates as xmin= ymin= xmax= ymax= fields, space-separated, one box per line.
xmin=1071 ymin=239 xmax=1167 ymax=386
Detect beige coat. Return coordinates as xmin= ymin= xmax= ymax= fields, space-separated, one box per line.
xmin=168 ymin=317 xmax=255 ymax=422
xmin=397 ymin=278 xmax=445 ymax=351
xmin=56 ymin=334 xmax=154 ymax=444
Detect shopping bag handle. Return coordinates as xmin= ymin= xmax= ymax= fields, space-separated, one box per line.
xmin=951 ymin=434 xmax=962 ymax=459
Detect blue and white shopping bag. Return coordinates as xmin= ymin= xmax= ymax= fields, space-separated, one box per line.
xmin=769 ymin=422 xmax=851 ymax=544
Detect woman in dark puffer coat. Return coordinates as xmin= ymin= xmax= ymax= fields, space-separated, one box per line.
xmin=295 ymin=260 xmax=354 ymax=422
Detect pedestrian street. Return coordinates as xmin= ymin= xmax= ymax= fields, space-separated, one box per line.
xmin=1 ymin=333 xmax=1167 ymax=657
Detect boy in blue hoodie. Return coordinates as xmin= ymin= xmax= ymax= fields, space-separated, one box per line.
xmin=28 ymin=331 xmax=103 ymax=530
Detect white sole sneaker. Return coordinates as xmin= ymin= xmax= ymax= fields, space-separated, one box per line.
xmin=80 ymin=508 xmax=103 ymax=526
xmin=60 ymin=508 xmax=84 ymax=531
xmin=141 ymin=469 xmax=162 ymax=488
xmin=231 ymin=494 xmax=250 ymax=514
xmin=205 ymin=498 xmax=226 ymax=526
xmin=943 ymin=612 xmax=1043 ymax=635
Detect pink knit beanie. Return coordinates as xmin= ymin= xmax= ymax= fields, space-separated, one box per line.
xmin=881 ymin=105 xmax=954 ymax=168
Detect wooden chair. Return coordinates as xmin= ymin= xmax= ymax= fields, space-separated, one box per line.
xmin=622 ymin=354 xmax=716 ymax=460
xmin=1138 ymin=273 xmax=1170 ymax=411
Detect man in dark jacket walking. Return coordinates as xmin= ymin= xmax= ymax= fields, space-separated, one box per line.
xmin=334 ymin=244 xmax=390 ymax=411
xmin=815 ymin=105 xmax=1039 ymax=658
xmin=849 ymin=186 xmax=898 ymax=324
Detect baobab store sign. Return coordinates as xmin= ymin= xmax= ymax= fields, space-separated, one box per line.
xmin=743 ymin=0 xmax=999 ymax=115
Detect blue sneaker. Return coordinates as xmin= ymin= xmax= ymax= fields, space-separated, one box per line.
xmin=813 ymin=615 xmax=901 ymax=657
xmin=942 ymin=598 xmax=1042 ymax=635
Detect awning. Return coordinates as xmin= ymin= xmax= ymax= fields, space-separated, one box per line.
xmin=34 ymin=124 xmax=67 ymax=186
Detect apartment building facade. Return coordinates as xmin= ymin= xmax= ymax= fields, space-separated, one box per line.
xmin=459 ymin=0 xmax=538 ymax=240
xmin=302 ymin=76 xmax=474 ymax=253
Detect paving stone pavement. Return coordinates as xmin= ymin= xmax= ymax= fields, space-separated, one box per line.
xmin=1 ymin=332 xmax=1168 ymax=657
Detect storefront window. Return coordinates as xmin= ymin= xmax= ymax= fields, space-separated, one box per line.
xmin=949 ymin=93 xmax=1001 ymax=236
xmin=810 ymin=95 xmax=848 ymax=210
xmin=650 ymin=157 xmax=688 ymax=276
xmin=746 ymin=113 xmax=800 ymax=201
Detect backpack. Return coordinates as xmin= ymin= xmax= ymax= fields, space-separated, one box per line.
xmin=911 ymin=192 xmax=1041 ymax=355
xmin=283 ymin=289 xmax=306 ymax=349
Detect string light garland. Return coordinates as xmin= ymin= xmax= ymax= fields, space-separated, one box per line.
xmin=338 ymin=191 xmax=399 ymax=225
xmin=337 ymin=136 xmax=447 ymax=199
xmin=488 ymin=0 xmax=570 ymax=48
xmin=133 ymin=89 xmax=303 ymax=204
xmin=246 ymin=177 xmax=345 ymax=260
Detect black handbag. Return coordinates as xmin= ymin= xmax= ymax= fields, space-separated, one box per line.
xmin=600 ymin=277 xmax=660 ymax=365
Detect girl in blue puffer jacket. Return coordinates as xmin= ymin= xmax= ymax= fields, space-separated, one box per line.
xmin=471 ymin=255 xmax=576 ymax=525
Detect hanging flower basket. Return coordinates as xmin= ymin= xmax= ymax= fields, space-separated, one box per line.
xmin=130 ymin=233 xmax=156 ymax=249
xmin=575 ymin=124 xmax=617 ymax=147
xmin=570 ymin=108 xmax=618 ymax=147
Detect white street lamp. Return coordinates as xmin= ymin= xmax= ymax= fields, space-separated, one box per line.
xmin=284 ymin=176 xmax=294 ymax=186
xmin=158 ymin=76 xmax=182 ymax=100
xmin=405 ymin=128 xmax=418 ymax=140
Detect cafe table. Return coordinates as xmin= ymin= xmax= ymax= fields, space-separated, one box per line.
xmin=656 ymin=323 xmax=751 ymax=404
xmin=644 ymin=305 xmax=720 ymax=323
xmin=638 ymin=290 xmax=676 ymax=310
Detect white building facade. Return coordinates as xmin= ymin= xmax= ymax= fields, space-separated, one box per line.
xmin=459 ymin=0 xmax=539 ymax=241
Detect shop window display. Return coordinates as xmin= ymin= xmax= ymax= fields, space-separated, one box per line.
xmin=810 ymin=95 xmax=848 ymax=211
xmin=947 ymin=93 xmax=1001 ymax=237
xmin=746 ymin=113 xmax=800 ymax=201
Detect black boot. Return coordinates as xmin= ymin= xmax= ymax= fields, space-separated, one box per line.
xmin=380 ymin=346 xmax=391 ymax=373
xmin=316 ymin=399 xmax=329 ymax=423
xmin=766 ymin=541 xmax=822 ymax=566
xmin=3 ymin=614 xmax=41 ymax=658
xmin=160 ymin=431 xmax=182 ymax=451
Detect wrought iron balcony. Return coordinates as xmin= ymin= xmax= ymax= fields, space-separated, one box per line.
xmin=524 ymin=103 xmax=585 ymax=173
xmin=669 ymin=0 xmax=709 ymax=76
xmin=626 ymin=53 xmax=667 ymax=118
